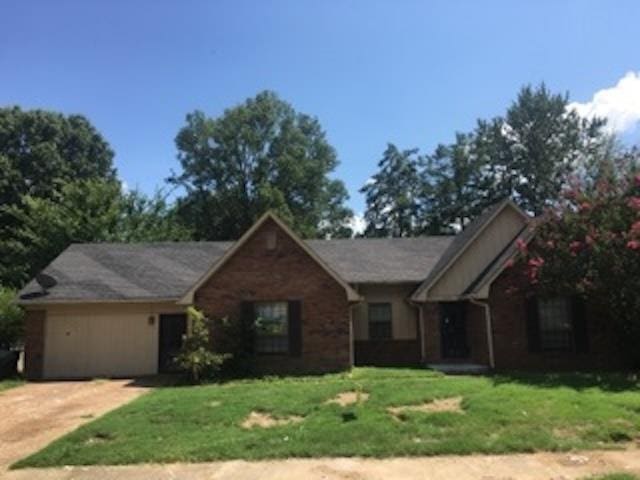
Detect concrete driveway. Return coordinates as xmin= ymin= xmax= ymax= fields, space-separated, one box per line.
xmin=0 ymin=380 xmax=149 ymax=470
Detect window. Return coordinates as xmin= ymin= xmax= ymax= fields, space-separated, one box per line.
xmin=255 ymin=302 xmax=288 ymax=353
xmin=538 ymin=297 xmax=573 ymax=351
xmin=368 ymin=303 xmax=392 ymax=340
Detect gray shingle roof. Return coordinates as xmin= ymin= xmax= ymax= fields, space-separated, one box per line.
xmin=18 ymin=236 xmax=454 ymax=303
xmin=307 ymin=237 xmax=453 ymax=284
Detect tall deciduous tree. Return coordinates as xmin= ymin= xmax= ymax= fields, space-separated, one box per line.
xmin=1 ymin=180 xmax=122 ymax=287
xmin=116 ymin=189 xmax=192 ymax=243
xmin=170 ymin=91 xmax=353 ymax=240
xmin=0 ymin=106 xmax=116 ymax=208
xmin=0 ymin=107 xmax=117 ymax=287
xmin=477 ymin=84 xmax=609 ymax=215
xmin=422 ymin=132 xmax=493 ymax=233
xmin=361 ymin=144 xmax=422 ymax=237
xmin=363 ymin=84 xmax=612 ymax=235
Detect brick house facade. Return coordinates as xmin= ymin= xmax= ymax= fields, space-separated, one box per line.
xmin=20 ymin=201 xmax=631 ymax=379
xmin=193 ymin=218 xmax=352 ymax=373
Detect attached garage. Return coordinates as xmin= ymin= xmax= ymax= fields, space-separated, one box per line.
xmin=36 ymin=303 xmax=185 ymax=379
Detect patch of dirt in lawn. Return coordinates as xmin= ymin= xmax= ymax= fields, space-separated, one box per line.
xmin=241 ymin=411 xmax=304 ymax=429
xmin=325 ymin=391 xmax=369 ymax=407
xmin=388 ymin=396 xmax=464 ymax=419
xmin=84 ymin=432 xmax=115 ymax=445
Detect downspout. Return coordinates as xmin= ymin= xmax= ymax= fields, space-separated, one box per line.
xmin=348 ymin=284 xmax=363 ymax=368
xmin=470 ymin=297 xmax=495 ymax=370
xmin=408 ymin=299 xmax=426 ymax=363
xmin=348 ymin=303 xmax=355 ymax=367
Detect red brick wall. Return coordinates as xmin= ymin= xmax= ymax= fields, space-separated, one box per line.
xmin=24 ymin=309 xmax=46 ymax=380
xmin=423 ymin=302 xmax=442 ymax=363
xmin=466 ymin=303 xmax=490 ymax=365
xmin=489 ymin=263 xmax=625 ymax=370
xmin=354 ymin=339 xmax=421 ymax=366
xmin=194 ymin=218 xmax=351 ymax=373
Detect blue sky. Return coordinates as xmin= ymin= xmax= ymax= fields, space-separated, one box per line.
xmin=2 ymin=1 xmax=639 ymax=216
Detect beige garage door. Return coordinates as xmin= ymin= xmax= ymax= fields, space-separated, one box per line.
xmin=44 ymin=312 xmax=158 ymax=378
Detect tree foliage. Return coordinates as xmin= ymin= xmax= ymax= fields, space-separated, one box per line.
xmin=1 ymin=181 xmax=192 ymax=288
xmin=360 ymin=144 xmax=422 ymax=237
xmin=518 ymin=162 xmax=640 ymax=365
xmin=174 ymin=307 xmax=230 ymax=382
xmin=115 ymin=189 xmax=193 ymax=242
xmin=361 ymin=84 xmax=611 ymax=236
xmin=0 ymin=107 xmax=117 ymax=287
xmin=0 ymin=287 xmax=24 ymax=349
xmin=170 ymin=91 xmax=353 ymax=240
xmin=0 ymin=106 xmax=115 ymax=209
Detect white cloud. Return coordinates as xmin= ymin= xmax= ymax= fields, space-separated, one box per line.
xmin=120 ymin=180 xmax=129 ymax=193
xmin=568 ymin=71 xmax=640 ymax=134
xmin=348 ymin=213 xmax=367 ymax=236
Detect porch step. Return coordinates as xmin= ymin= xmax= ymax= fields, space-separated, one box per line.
xmin=427 ymin=363 xmax=490 ymax=375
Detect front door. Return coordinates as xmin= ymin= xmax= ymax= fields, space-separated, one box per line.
xmin=158 ymin=314 xmax=187 ymax=373
xmin=440 ymin=302 xmax=469 ymax=359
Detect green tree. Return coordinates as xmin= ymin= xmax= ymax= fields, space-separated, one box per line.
xmin=1 ymin=180 xmax=122 ymax=287
xmin=0 ymin=106 xmax=115 ymax=209
xmin=478 ymin=84 xmax=609 ymax=215
xmin=361 ymin=144 xmax=422 ymax=237
xmin=422 ymin=132 xmax=493 ymax=233
xmin=170 ymin=91 xmax=353 ymax=240
xmin=0 ymin=287 xmax=24 ymax=349
xmin=1 ymin=182 xmax=195 ymax=287
xmin=0 ymin=107 xmax=116 ymax=286
xmin=115 ymin=189 xmax=193 ymax=242
xmin=175 ymin=307 xmax=230 ymax=382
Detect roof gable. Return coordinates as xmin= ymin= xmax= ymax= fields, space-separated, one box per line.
xmin=178 ymin=212 xmax=362 ymax=304
xmin=411 ymin=199 xmax=529 ymax=302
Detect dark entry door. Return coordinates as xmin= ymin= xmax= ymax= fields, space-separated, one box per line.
xmin=440 ymin=303 xmax=469 ymax=359
xmin=158 ymin=314 xmax=187 ymax=373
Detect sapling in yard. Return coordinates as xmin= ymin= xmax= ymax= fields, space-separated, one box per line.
xmin=174 ymin=306 xmax=230 ymax=382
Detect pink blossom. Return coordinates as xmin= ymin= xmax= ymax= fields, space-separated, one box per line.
xmin=635 ymin=174 xmax=640 ymax=187
xmin=516 ymin=238 xmax=528 ymax=253
xmin=504 ymin=258 xmax=515 ymax=269
xmin=626 ymin=240 xmax=640 ymax=250
xmin=585 ymin=235 xmax=595 ymax=246
xmin=579 ymin=202 xmax=591 ymax=212
xmin=627 ymin=197 xmax=640 ymax=210
xmin=545 ymin=239 xmax=556 ymax=249
xmin=528 ymin=257 xmax=545 ymax=268
xmin=569 ymin=240 xmax=583 ymax=255
xmin=631 ymin=221 xmax=640 ymax=235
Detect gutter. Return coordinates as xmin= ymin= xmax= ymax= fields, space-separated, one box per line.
xmin=469 ymin=297 xmax=495 ymax=370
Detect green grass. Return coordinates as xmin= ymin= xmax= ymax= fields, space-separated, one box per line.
xmin=585 ymin=474 xmax=640 ymax=480
xmin=0 ymin=378 xmax=23 ymax=393
xmin=13 ymin=368 xmax=640 ymax=468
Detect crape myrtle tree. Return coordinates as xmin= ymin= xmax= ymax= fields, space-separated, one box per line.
xmin=516 ymin=156 xmax=640 ymax=365
xmin=170 ymin=91 xmax=354 ymax=240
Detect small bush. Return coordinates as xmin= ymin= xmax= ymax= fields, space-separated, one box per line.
xmin=174 ymin=307 xmax=230 ymax=383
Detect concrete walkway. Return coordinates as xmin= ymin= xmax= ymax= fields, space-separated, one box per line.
xmin=5 ymin=449 xmax=640 ymax=480
xmin=0 ymin=380 xmax=149 ymax=471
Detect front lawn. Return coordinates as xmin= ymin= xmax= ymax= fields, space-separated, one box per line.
xmin=14 ymin=368 xmax=640 ymax=468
